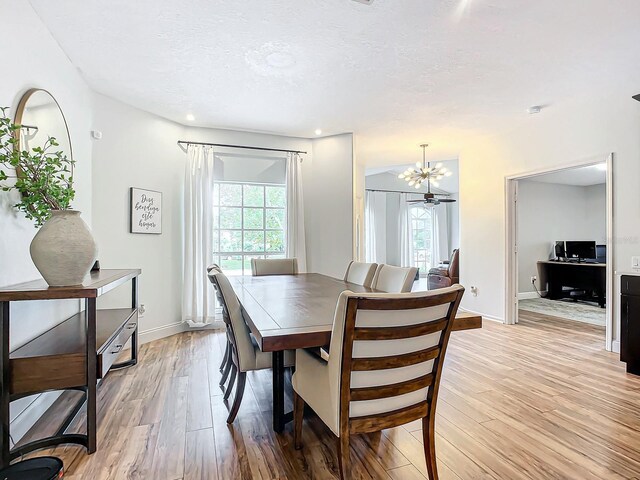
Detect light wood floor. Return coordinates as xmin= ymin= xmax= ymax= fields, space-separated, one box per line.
xmin=25 ymin=310 xmax=640 ymax=479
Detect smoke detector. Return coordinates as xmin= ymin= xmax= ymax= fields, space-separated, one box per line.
xmin=352 ymin=0 xmax=374 ymax=4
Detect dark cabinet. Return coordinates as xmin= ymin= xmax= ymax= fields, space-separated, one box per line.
xmin=620 ymin=275 xmax=640 ymax=374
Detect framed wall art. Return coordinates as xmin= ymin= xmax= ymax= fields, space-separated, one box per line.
xmin=130 ymin=187 xmax=162 ymax=234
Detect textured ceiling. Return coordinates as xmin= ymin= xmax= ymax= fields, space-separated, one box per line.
xmin=29 ymin=0 xmax=640 ymax=167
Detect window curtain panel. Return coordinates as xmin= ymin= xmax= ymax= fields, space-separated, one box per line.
xmin=431 ymin=205 xmax=450 ymax=267
xmin=398 ymin=193 xmax=414 ymax=267
xmin=365 ymin=191 xmax=387 ymax=263
xmin=183 ymin=144 xmax=216 ymax=327
xmin=286 ymin=153 xmax=307 ymax=272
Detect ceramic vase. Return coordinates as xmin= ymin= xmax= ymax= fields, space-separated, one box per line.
xmin=30 ymin=210 xmax=98 ymax=286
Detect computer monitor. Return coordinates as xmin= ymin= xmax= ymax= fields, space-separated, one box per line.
xmin=565 ymin=241 xmax=596 ymax=260
xmin=596 ymin=244 xmax=607 ymax=262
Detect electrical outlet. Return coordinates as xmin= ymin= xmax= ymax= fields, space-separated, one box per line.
xmin=138 ymin=304 xmax=146 ymax=317
xmin=633 ymin=257 xmax=640 ymax=269
xmin=470 ymin=286 xmax=478 ymax=297
xmin=531 ymin=276 xmax=537 ymax=284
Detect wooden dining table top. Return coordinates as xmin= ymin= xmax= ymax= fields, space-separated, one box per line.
xmin=229 ymin=273 xmax=482 ymax=352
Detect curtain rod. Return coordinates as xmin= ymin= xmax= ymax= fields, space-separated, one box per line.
xmin=177 ymin=140 xmax=307 ymax=155
xmin=365 ymin=188 xmax=451 ymax=197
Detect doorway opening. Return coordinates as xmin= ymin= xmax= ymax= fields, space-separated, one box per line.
xmin=363 ymin=159 xmax=459 ymax=288
xmin=505 ymin=155 xmax=614 ymax=351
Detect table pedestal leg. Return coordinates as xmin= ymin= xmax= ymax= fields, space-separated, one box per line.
xmin=272 ymin=351 xmax=285 ymax=433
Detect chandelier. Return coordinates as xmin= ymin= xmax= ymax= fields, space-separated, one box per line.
xmin=398 ymin=144 xmax=452 ymax=189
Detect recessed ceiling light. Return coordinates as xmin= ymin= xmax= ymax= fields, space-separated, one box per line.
xmin=186 ymin=114 xmax=195 ymax=121
xmin=314 ymin=129 xmax=322 ymax=136
xmin=527 ymin=106 xmax=542 ymax=114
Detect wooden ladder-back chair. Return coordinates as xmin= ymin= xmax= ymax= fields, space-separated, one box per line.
xmin=292 ymin=285 xmax=464 ymax=480
xmin=210 ymin=270 xmax=294 ymax=423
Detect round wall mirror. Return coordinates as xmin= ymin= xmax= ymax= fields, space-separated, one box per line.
xmin=14 ymin=89 xmax=73 ymax=173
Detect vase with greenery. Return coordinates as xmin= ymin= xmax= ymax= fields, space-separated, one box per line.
xmin=0 ymin=107 xmax=97 ymax=286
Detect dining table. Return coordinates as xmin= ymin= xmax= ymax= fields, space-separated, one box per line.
xmin=229 ymin=273 xmax=482 ymax=433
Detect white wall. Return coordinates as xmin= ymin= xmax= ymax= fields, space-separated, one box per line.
xmin=91 ymin=94 xmax=323 ymax=341
xmin=91 ymin=98 xmax=355 ymax=335
xmin=306 ymin=134 xmax=354 ymax=278
xmin=516 ymin=181 xmax=606 ymax=294
xmin=0 ymin=0 xmax=94 ymax=441
xmin=459 ymin=92 xmax=640 ymax=342
xmin=90 ymin=93 xmax=186 ymax=341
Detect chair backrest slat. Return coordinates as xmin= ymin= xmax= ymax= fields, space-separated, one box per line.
xmin=353 ymin=318 xmax=448 ymax=341
xmin=351 ymin=345 xmax=440 ymax=371
xmin=350 ymin=372 xmax=434 ymax=401
xmin=348 ymin=401 xmax=429 ymax=435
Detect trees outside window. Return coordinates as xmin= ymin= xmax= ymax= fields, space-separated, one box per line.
xmin=213 ymin=182 xmax=286 ymax=275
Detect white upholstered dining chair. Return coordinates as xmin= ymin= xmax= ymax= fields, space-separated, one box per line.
xmin=371 ymin=264 xmax=419 ymax=293
xmin=251 ymin=258 xmax=298 ymax=276
xmin=292 ymin=285 xmax=464 ymax=480
xmin=209 ymin=270 xmax=294 ymax=423
xmin=343 ymin=261 xmax=377 ymax=288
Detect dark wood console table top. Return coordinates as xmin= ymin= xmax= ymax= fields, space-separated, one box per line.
xmin=0 ymin=269 xmax=141 ymax=301
xmin=0 ymin=269 xmax=141 ymax=467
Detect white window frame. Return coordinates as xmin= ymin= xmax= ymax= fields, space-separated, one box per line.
xmin=213 ymin=180 xmax=287 ymax=276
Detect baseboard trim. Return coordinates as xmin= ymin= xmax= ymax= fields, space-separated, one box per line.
xmin=517 ymin=291 xmax=547 ymax=300
xmin=459 ymin=307 xmax=504 ymax=324
xmin=612 ymin=340 xmax=620 ymax=354
xmin=138 ymin=319 xmax=225 ymax=344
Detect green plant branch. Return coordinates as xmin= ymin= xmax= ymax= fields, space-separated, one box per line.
xmin=0 ymin=107 xmax=75 ymax=227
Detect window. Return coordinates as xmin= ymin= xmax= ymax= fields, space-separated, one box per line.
xmin=213 ymin=182 xmax=286 ymax=275
xmin=411 ymin=206 xmax=432 ymax=275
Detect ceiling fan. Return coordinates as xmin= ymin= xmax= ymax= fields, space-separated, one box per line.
xmin=399 ymin=144 xmax=456 ymax=206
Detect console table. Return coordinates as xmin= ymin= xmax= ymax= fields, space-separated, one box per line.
xmin=0 ymin=269 xmax=141 ymax=467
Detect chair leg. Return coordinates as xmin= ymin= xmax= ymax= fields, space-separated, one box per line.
xmin=219 ymin=347 xmax=232 ymax=386
xmin=226 ymin=371 xmax=246 ymax=423
xmin=219 ymin=339 xmax=229 ymax=373
xmin=293 ymin=390 xmax=305 ymax=450
xmin=422 ymin=416 xmax=439 ymax=480
xmin=224 ymin=364 xmax=237 ymax=400
xmin=336 ymin=434 xmax=350 ymax=480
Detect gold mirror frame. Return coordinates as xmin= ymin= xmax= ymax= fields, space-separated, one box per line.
xmin=13 ymin=88 xmax=74 ymax=175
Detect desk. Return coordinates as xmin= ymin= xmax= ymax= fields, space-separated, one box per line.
xmin=538 ymin=261 xmax=606 ymax=307
xmin=229 ymin=273 xmax=482 ymax=432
